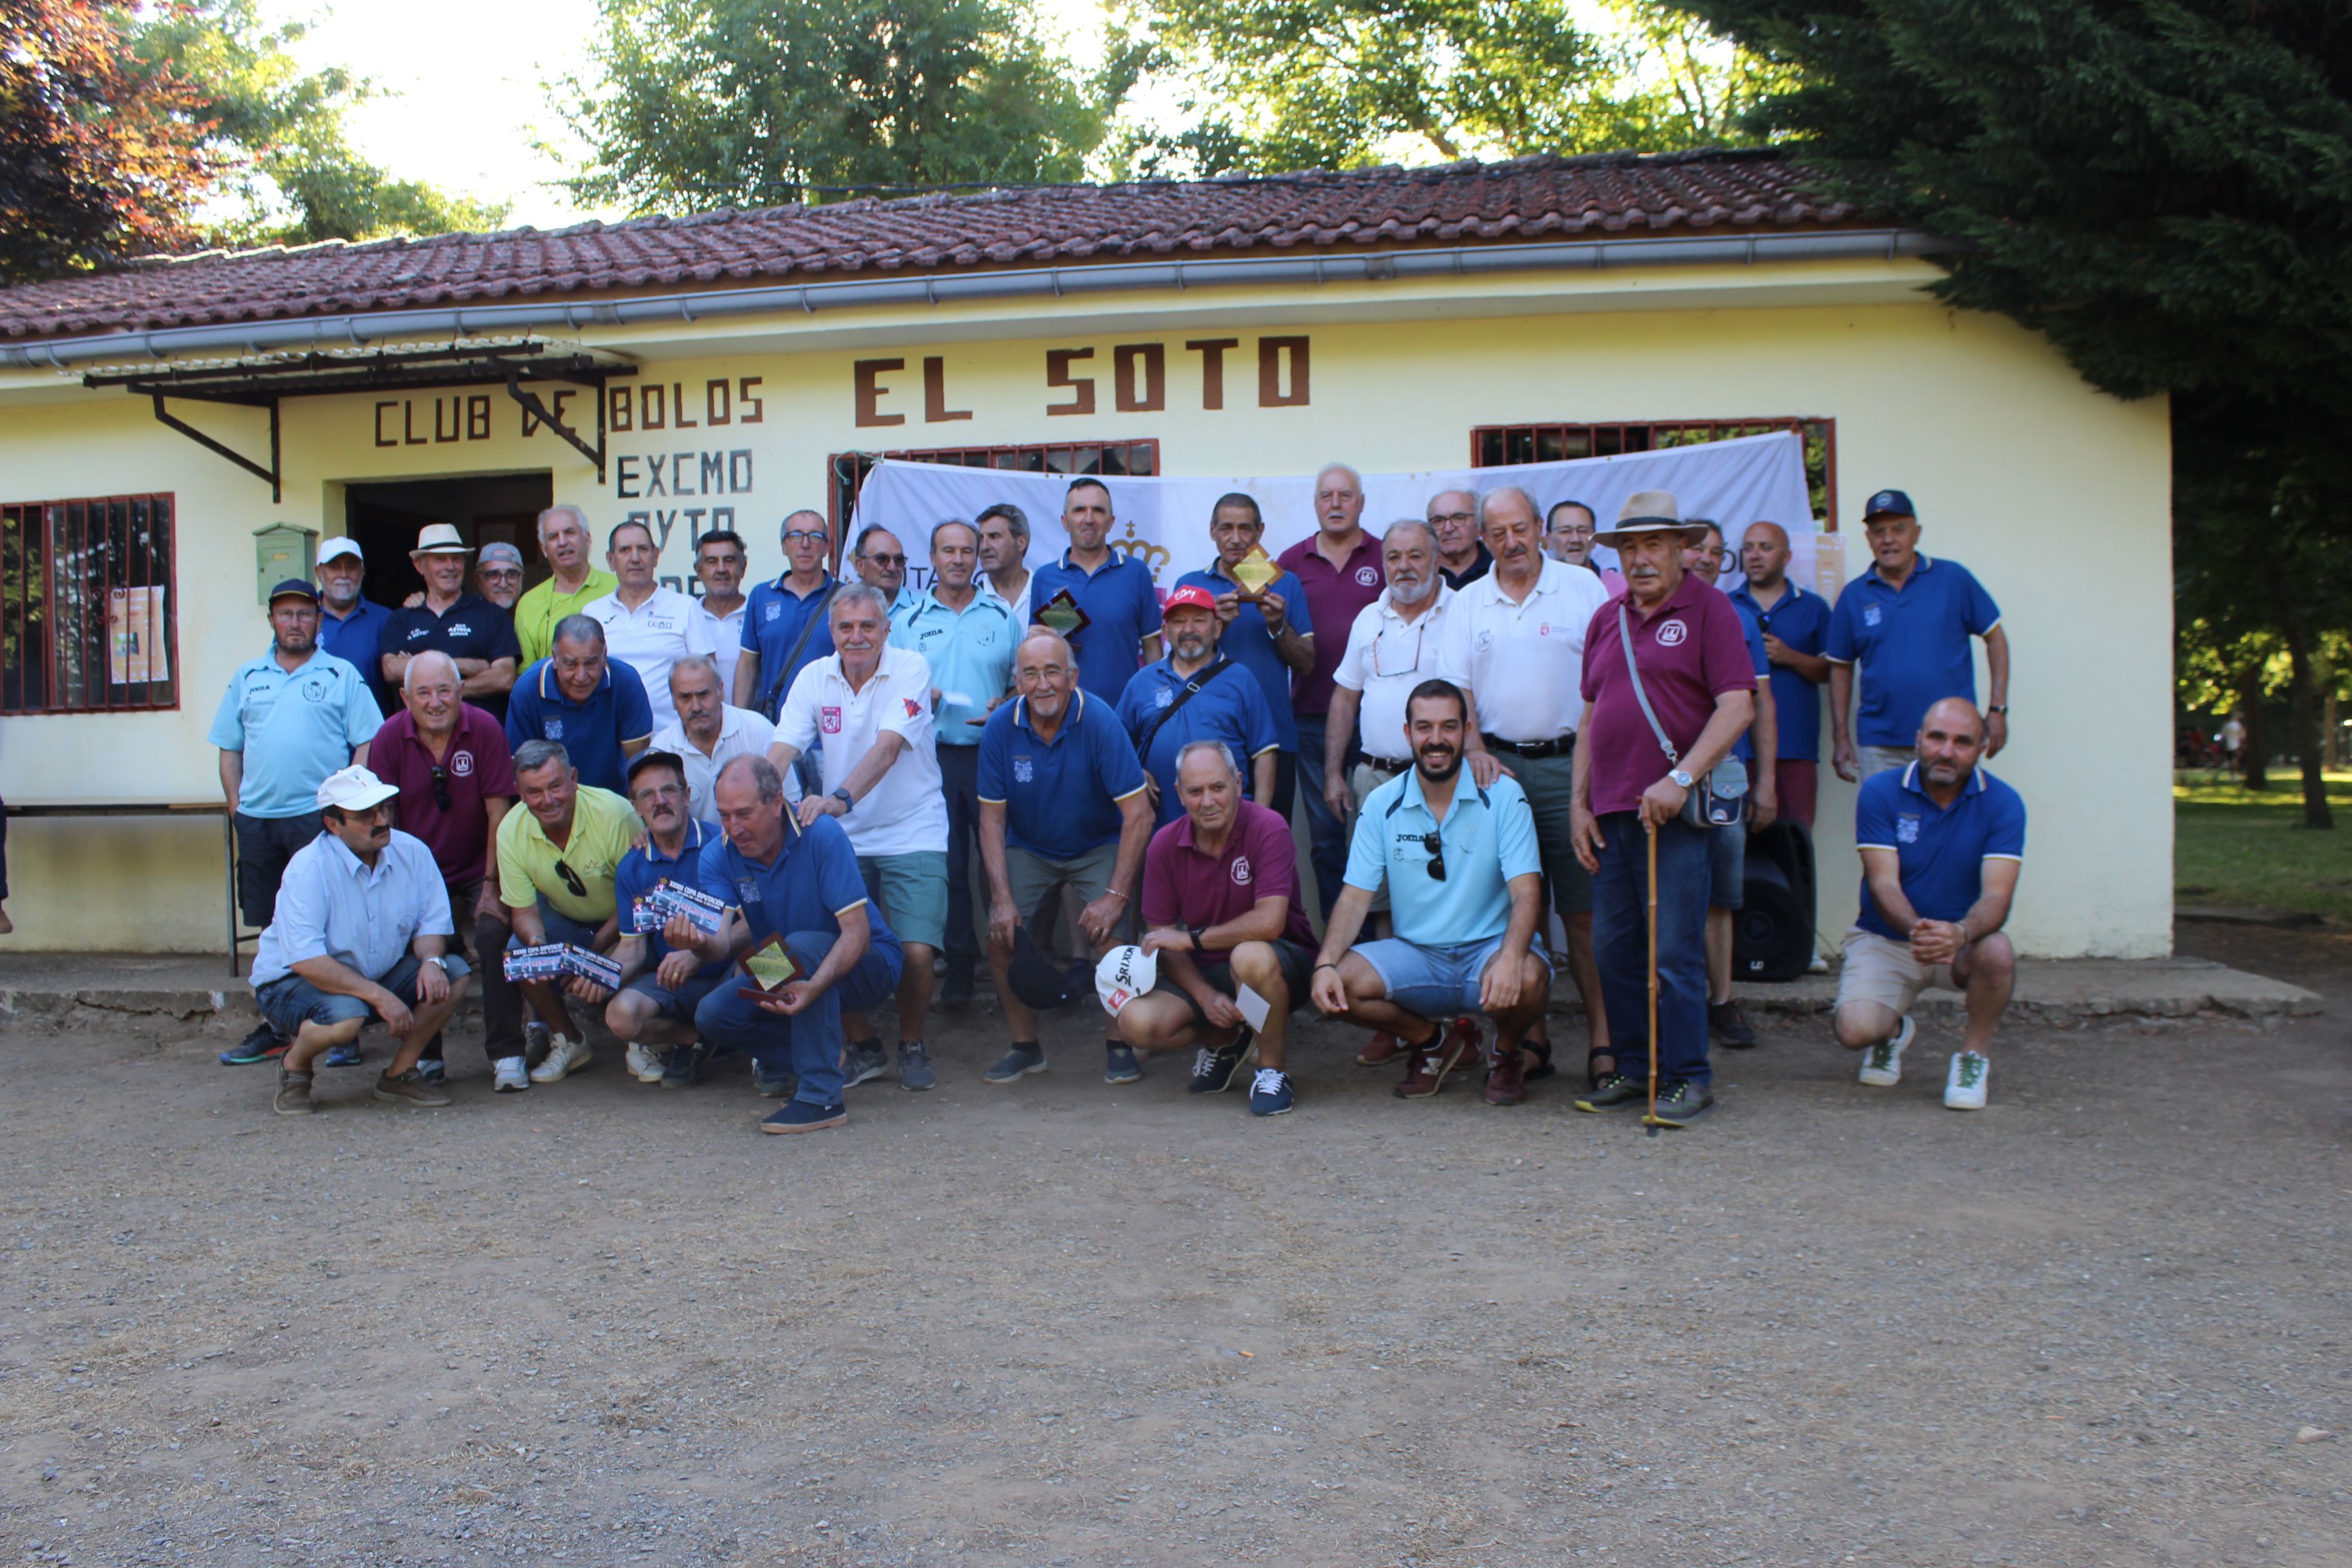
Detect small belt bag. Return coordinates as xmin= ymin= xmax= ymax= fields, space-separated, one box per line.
xmin=1480 ymin=732 xmax=1574 ymax=760
xmin=1616 ymin=603 xmax=1746 ymax=830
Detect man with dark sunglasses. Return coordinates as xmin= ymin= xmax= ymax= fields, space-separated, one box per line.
xmin=491 ymin=739 xmax=634 ymax=1090
xmin=371 ymin=651 xmax=517 ymax=1082
xmin=1308 ymin=679 xmax=1551 ymax=1103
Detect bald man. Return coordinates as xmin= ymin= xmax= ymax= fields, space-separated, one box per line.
xmin=1833 ymin=698 xmax=2023 ymax=1112
xmin=1278 ymin=461 xmax=1385 ymax=916
xmin=1732 ymin=521 xmax=1833 ymax=828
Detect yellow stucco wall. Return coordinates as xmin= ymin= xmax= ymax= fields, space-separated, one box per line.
xmin=0 ymin=274 xmax=2171 ymax=956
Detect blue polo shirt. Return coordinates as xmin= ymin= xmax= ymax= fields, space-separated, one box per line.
xmin=1827 ymin=555 xmax=2002 ymax=747
xmin=890 ymin=590 xmax=1018 ymax=743
xmin=1729 ymin=580 xmax=1830 ymax=762
xmin=1345 ymin=767 xmax=1542 ymax=947
xmin=1176 ymin=561 xmax=1313 ymax=751
xmin=1115 ymin=658 xmax=1282 ymax=827
xmin=740 ymin=572 xmax=838 ymax=717
xmin=504 ymin=659 xmax=656 ymax=796
xmin=208 ymin=645 xmax=384 ymax=819
xmin=1853 ymin=762 xmax=2026 ymax=940
xmin=1725 ymin=598 xmax=1771 ymax=764
xmin=1028 ymin=549 xmax=1162 ymax=700
xmin=977 ymin=688 xmax=1149 ymax=860
xmin=694 ymin=811 xmax=902 ymax=969
xmin=317 ymin=598 xmax=396 ymax=714
xmin=615 ymin=819 xmax=726 ymax=978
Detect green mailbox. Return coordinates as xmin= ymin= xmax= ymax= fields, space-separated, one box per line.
xmin=252 ymin=523 xmax=317 ymax=605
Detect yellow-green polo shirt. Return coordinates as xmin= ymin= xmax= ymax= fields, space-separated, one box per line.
xmin=514 ymin=569 xmax=619 ymax=666
xmin=496 ymin=785 xmax=636 ymax=924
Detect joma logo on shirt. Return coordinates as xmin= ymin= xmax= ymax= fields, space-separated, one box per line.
xmin=1863 ymin=604 xmax=1883 ymax=627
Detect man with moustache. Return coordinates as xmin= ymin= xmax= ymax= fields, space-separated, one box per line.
xmin=474 ymin=542 xmax=527 ymax=611
xmin=1440 ymin=485 xmax=1613 ymax=1100
xmin=1175 ymin=493 xmax=1315 ymax=817
xmin=514 ymin=505 xmax=618 ymax=668
xmin=1277 ymin=462 xmax=1385 ymax=916
xmin=600 ymin=750 xmax=730 ymax=1088
xmin=975 ymin=502 xmax=1034 ymax=627
xmin=690 ymin=530 xmax=751 ymax=697
xmin=212 ymin=579 xmax=385 ymax=1068
xmin=1116 ymin=585 xmax=1280 ymax=830
xmin=1309 ymin=680 xmax=1551 ymax=1102
xmin=1425 ymin=488 xmax=1492 ymax=588
xmin=1028 ymin=478 xmax=1163 ymax=700
xmin=736 ymin=508 xmax=839 ymax=720
xmin=650 ymin=655 xmax=784 ymax=825
xmin=1571 ymin=492 xmax=1758 ymax=1128
xmin=380 ymin=524 xmax=522 ymax=723
xmin=1732 ymin=521 xmax=1833 ymax=830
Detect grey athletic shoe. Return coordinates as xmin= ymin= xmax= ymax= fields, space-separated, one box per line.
xmin=1647 ymin=1079 xmax=1716 ymax=1126
xmin=898 ymin=1040 xmax=936 ymax=1092
xmin=984 ymin=1045 xmax=1046 ymax=1084
xmin=1103 ymin=1042 xmax=1143 ymax=1084
xmin=843 ymin=1039 xmax=891 ymax=1088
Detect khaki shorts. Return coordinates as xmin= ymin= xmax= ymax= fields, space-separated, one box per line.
xmin=1005 ymin=840 xmax=1118 ymax=921
xmin=1859 ymin=745 xmax=1914 ymax=781
xmin=1835 ymin=926 xmax=1956 ymax=1016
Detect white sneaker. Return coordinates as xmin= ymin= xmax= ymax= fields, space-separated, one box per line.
xmin=1944 ymin=1050 xmax=1990 ymax=1111
xmin=1858 ymin=1015 xmax=1914 ymax=1088
xmin=492 ymin=1056 xmax=530 ymax=1093
xmin=529 ymin=1036 xmax=592 ymax=1084
xmin=624 ymin=1042 xmax=668 ymax=1083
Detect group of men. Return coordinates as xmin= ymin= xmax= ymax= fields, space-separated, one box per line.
xmin=220 ymin=470 xmax=2025 ymax=1132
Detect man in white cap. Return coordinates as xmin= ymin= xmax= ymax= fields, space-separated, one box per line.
xmin=250 ymin=766 xmax=474 ymax=1115
xmin=315 ymin=536 xmax=395 ymax=715
xmin=584 ymin=519 xmax=715 ymax=732
xmin=380 ymin=523 xmax=523 ymax=723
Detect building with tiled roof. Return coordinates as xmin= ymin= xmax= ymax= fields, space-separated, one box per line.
xmin=0 ymin=150 xmax=2172 ymax=961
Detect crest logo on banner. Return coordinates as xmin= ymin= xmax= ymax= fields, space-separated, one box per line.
xmin=1656 ymin=619 xmax=1689 ymax=647
xmin=820 ymin=706 xmax=843 ymax=734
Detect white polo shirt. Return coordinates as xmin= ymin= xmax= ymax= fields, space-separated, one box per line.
xmin=649 ymin=702 xmax=792 ymax=823
xmin=692 ymin=597 xmax=748 ymax=700
xmin=981 ymin=570 xmax=1033 ymax=631
xmin=1331 ymin=584 xmax=1455 ymax=764
xmin=583 ymin=585 xmax=717 ymax=734
xmin=776 ymin=644 xmax=949 ymax=857
xmin=1435 ymin=557 xmax=1612 ymax=743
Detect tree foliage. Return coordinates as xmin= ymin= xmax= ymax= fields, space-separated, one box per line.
xmin=0 ymin=0 xmax=213 ymax=281
xmin=568 ymin=0 xmax=1129 ymax=211
xmin=1116 ymin=0 xmax=1789 ymax=176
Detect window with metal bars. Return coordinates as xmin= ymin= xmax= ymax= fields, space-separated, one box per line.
xmin=827 ymin=440 xmax=1162 ymax=539
xmin=1 ymin=493 xmax=179 ymax=715
xmin=1470 ymin=419 xmax=1837 ymax=527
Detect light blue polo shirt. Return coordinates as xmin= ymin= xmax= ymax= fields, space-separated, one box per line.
xmin=208 ymin=645 xmax=383 ymax=819
xmin=1176 ymin=560 xmax=1313 ymax=751
xmin=1345 ymin=767 xmax=1542 ymax=948
xmin=1853 ymin=762 xmax=2026 ymax=940
xmin=1115 ymin=658 xmax=1282 ymax=827
xmin=1729 ymin=580 xmax=1830 ymax=762
xmin=890 ymin=589 xmax=1017 ymax=742
xmin=1827 ymin=555 xmax=2002 ymax=747
xmin=248 ymin=828 xmax=452 ymax=987
xmin=1028 ymin=549 xmax=1163 ymax=700
xmin=977 ymin=688 xmax=1149 ymax=860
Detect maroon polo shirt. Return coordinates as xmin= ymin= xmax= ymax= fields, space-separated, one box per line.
xmin=1141 ymin=800 xmax=1318 ymax=962
xmin=1579 ymin=572 xmax=1757 ymax=817
xmin=372 ymin=704 xmax=519 ymax=882
xmin=1277 ymin=530 xmax=1385 ymax=715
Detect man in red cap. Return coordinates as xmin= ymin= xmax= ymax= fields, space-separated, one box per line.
xmin=1115 ymin=585 xmax=1280 ymax=830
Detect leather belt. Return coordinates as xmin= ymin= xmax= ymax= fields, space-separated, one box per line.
xmin=1360 ymin=755 xmax=1411 ymax=774
xmin=1481 ymin=732 xmax=1575 ymax=760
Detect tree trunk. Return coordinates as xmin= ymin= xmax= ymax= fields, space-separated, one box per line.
xmin=2278 ymin=602 xmax=2333 ymax=828
xmin=2238 ymin=666 xmax=2268 ymax=790
xmin=2328 ymin=689 xmax=2342 ymax=772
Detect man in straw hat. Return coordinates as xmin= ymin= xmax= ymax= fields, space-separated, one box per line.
xmin=380 ymin=523 xmax=523 ymax=722
xmin=1569 ymin=490 xmax=1757 ymax=1128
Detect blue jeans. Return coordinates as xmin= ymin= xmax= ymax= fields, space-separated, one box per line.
xmin=1291 ymin=715 xmax=1353 ymax=919
xmin=1591 ymin=812 xmax=1712 ymax=1086
xmin=691 ymin=930 xmax=903 ymax=1108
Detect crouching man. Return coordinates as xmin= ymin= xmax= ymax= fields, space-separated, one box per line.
xmin=601 ymin=751 xmax=728 ymax=1087
xmin=670 ymin=755 xmax=906 ymax=1134
xmin=253 ymin=766 xmax=474 ymax=1115
xmin=1113 ymin=741 xmax=1320 ymax=1117
xmin=1308 ymin=680 xmax=1552 ymax=1105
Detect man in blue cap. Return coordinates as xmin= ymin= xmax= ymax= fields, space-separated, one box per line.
xmin=1827 ymin=490 xmax=2010 ymax=782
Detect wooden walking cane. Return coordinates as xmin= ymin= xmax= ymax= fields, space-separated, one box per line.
xmin=1642 ymin=820 xmax=1663 ymax=1135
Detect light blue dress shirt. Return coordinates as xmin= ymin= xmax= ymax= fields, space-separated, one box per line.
xmin=248 ymin=828 xmax=454 ymax=987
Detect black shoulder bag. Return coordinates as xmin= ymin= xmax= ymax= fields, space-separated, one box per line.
xmin=760 ymin=583 xmax=838 ymax=719
xmin=1617 ymin=602 xmax=1747 ymax=830
xmin=1134 ymin=657 xmax=1235 ymax=762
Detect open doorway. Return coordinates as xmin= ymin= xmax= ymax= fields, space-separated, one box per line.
xmin=343 ymin=472 xmax=553 ymax=606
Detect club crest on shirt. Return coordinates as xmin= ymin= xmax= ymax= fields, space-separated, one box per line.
xmin=1154 ymin=688 xmax=1173 ymax=708
xmin=1654 ymin=619 xmax=1688 ymax=647
xmin=300 ymin=676 xmax=333 ymax=702
xmin=736 ymin=879 xmax=761 ymax=906
xmin=543 ymin=718 xmax=565 ymax=739
xmin=764 ymin=604 xmax=783 ymax=623
xmin=1863 ymin=604 xmax=1883 ymax=627
xmin=1354 ymin=566 xmax=1379 ymax=587
xmin=904 ymin=697 xmax=921 ymax=718
xmin=821 ymin=706 xmax=844 ymax=734
xmin=450 ymin=751 xmax=476 ymax=777
xmin=1230 ymin=856 xmax=1253 ymax=886
xmin=1897 ymin=815 xmax=1921 ymax=845
xmin=1013 ymin=755 xmax=1034 ymax=783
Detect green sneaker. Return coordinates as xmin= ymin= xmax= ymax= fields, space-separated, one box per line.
xmin=1573 ymin=1073 xmax=1648 ymax=1113
xmin=1944 ymin=1051 xmax=1990 ymax=1111
xmin=1858 ymin=1015 xmax=1914 ymax=1088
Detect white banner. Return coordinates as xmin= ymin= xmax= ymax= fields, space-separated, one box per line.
xmin=850 ymin=429 xmax=1836 ymax=600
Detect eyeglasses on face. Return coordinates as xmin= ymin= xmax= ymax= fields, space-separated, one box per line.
xmin=783 ymin=529 xmax=828 ymax=544
xmin=1419 ymin=830 xmax=1448 ymax=882
xmin=1428 ymin=510 xmax=1476 ymax=527
xmin=863 ymin=552 xmax=906 ymax=568
xmin=553 ymin=859 xmax=588 ymax=898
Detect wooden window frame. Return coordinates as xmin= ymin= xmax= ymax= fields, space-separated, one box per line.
xmin=1469 ymin=419 xmax=1838 ymax=529
xmin=2 ymin=492 xmax=180 ymax=715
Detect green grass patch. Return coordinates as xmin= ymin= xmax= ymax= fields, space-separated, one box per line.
xmin=2175 ymin=769 xmax=2352 ymax=921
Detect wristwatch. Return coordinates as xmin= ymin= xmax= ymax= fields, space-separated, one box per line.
xmin=1188 ymin=925 xmax=1208 ymax=951
xmin=830 ymin=787 xmax=855 ymax=811
xmin=421 ymin=955 xmax=446 ymax=970
xmin=1987 ymin=704 xmax=2010 ymax=716
xmin=1668 ymin=768 xmax=1695 ymax=789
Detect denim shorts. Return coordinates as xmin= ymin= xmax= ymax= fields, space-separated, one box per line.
xmin=1355 ymin=933 xmax=1550 ymax=1021
xmin=255 ymin=951 xmax=473 ymax=1037
xmin=620 ymin=970 xmax=723 ymax=1020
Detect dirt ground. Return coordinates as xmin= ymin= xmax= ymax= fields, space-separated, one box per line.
xmin=2 ymin=927 xmax=2347 ymax=1568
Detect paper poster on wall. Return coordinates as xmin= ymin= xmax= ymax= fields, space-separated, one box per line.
xmin=108 ymin=586 xmax=167 ymax=685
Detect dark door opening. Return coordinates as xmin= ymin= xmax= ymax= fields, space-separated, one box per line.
xmin=344 ymin=472 xmax=553 ymax=608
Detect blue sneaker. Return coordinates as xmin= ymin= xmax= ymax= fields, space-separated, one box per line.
xmin=752 ymin=1064 xmax=797 ymax=1098
xmin=322 ymin=1040 xmax=365 ymax=1068
xmin=662 ymin=1040 xmax=712 ymax=1090
xmin=218 ymin=1022 xmax=287 ymax=1066
xmin=761 ymin=1100 xmax=847 ymax=1134
xmin=1248 ymin=1067 xmax=1296 ymax=1117
xmin=983 ymin=1045 xmax=1046 ymax=1084
xmin=1103 ymin=1042 xmax=1143 ymax=1084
